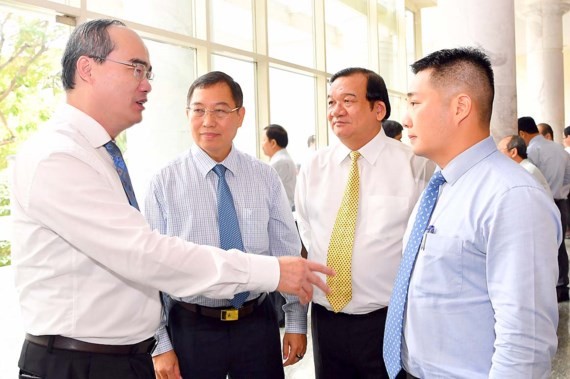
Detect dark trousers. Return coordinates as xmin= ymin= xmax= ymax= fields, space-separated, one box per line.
xmin=268 ymin=291 xmax=285 ymax=325
xmin=311 ymin=302 xmax=389 ymax=379
xmin=555 ymin=199 xmax=570 ymax=291
xmin=18 ymin=340 xmax=154 ymax=379
xmin=169 ymin=296 xmax=284 ymax=379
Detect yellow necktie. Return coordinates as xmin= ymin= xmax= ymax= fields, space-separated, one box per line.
xmin=326 ymin=151 xmax=360 ymax=312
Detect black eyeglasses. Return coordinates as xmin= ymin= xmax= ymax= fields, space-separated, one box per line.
xmin=92 ymin=56 xmax=154 ymax=81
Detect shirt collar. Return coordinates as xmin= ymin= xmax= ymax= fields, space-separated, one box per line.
xmin=332 ymin=128 xmax=387 ymax=165
xmin=441 ymin=136 xmax=496 ymax=186
xmin=192 ymin=144 xmax=241 ymax=178
xmin=59 ymin=103 xmax=112 ymax=148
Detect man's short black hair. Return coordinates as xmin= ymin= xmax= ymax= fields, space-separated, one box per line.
xmin=264 ymin=124 xmax=288 ymax=148
xmin=411 ymin=47 xmax=494 ymax=124
xmin=518 ymin=116 xmax=539 ymax=134
xmin=329 ymin=67 xmax=391 ymax=121
xmin=187 ymin=71 xmax=243 ymax=108
xmin=382 ymin=120 xmax=403 ymax=139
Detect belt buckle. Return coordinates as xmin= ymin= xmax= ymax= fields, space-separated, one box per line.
xmin=220 ymin=309 xmax=239 ymax=321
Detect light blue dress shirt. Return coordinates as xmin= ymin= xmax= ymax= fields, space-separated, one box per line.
xmin=527 ymin=134 xmax=570 ymax=199
xmin=144 ymin=145 xmax=304 ymax=355
xmin=402 ymin=137 xmax=560 ymax=378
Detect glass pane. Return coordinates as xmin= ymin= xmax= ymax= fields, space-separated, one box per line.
xmin=377 ymin=0 xmax=401 ymax=89
xmin=405 ymin=9 xmax=416 ymax=90
xmin=325 ymin=0 xmax=368 ymax=74
xmin=269 ymin=67 xmax=316 ymax=167
xmin=127 ymin=40 xmax=196 ymax=199
xmin=0 ymin=4 xmax=71 ymax=376
xmin=211 ymin=54 xmax=256 ymax=156
xmin=268 ymin=0 xmax=315 ymax=68
xmin=209 ymin=0 xmax=253 ymax=52
xmin=0 ymin=5 xmax=69 ymax=169
xmin=88 ymin=0 xmax=194 ymax=36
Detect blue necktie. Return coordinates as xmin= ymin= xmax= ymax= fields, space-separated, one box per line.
xmin=104 ymin=141 xmax=139 ymax=210
xmin=383 ymin=171 xmax=446 ymax=378
xmin=213 ymin=164 xmax=250 ymax=309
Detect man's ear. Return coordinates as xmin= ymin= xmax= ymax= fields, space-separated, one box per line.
xmin=76 ymin=56 xmax=93 ymax=84
xmin=454 ymin=94 xmax=471 ymax=125
xmin=375 ymin=101 xmax=386 ymax=122
xmin=510 ymin=147 xmax=519 ymax=159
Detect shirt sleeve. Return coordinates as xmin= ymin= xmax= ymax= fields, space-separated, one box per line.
xmin=266 ymin=171 xmax=308 ymax=333
xmin=23 ymin=151 xmax=280 ymax=300
xmin=294 ymin=164 xmax=312 ymax=252
xmin=486 ymin=186 xmax=560 ymax=378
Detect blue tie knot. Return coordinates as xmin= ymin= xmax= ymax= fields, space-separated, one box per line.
xmin=213 ymin=164 xmax=226 ymax=178
xmin=430 ymin=171 xmax=446 ymax=187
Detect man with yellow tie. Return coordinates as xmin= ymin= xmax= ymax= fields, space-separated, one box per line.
xmin=295 ymin=67 xmax=434 ymax=378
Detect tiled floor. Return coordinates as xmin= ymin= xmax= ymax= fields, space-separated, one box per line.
xmin=1 ymin=266 xmax=569 ymax=378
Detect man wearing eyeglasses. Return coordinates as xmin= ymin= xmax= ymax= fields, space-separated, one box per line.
xmin=12 ymin=20 xmax=332 ymax=379
xmin=145 ymin=71 xmax=307 ymax=379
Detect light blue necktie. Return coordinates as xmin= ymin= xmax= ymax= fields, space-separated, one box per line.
xmin=383 ymin=171 xmax=446 ymax=378
xmin=104 ymin=141 xmax=139 ymax=210
xmin=213 ymin=164 xmax=250 ymax=309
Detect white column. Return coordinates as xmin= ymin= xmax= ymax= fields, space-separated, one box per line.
xmin=525 ymin=0 xmax=570 ymax=142
xmin=426 ymin=0 xmax=518 ymax=142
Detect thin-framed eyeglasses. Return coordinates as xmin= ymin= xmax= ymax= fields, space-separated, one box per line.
xmin=91 ymin=56 xmax=154 ymax=81
xmin=186 ymin=106 xmax=241 ymax=120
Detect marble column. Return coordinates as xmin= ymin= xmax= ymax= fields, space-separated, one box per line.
xmin=427 ymin=0 xmax=518 ymax=142
xmin=525 ymin=0 xmax=570 ymax=142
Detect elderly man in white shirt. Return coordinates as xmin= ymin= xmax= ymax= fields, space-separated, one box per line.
xmin=497 ymin=134 xmax=552 ymax=198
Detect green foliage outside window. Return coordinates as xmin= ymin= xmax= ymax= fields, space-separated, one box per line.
xmin=0 ymin=12 xmax=69 ymax=266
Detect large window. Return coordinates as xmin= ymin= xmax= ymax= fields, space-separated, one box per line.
xmin=89 ymin=0 xmax=195 ymax=36
xmin=127 ymin=41 xmax=197 ymax=200
xmin=325 ymin=0 xmax=369 ymax=74
xmin=267 ymin=0 xmax=315 ymax=68
xmin=269 ymin=67 xmax=317 ymax=167
xmin=209 ymin=0 xmax=253 ymax=51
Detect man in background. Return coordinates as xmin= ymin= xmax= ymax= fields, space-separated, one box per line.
xmin=296 ymin=67 xmax=433 ymax=379
xmin=262 ymin=124 xmax=297 ymax=211
xmin=518 ymin=116 xmax=570 ymax=302
xmin=538 ymin=122 xmax=554 ymax=141
xmin=497 ymin=134 xmax=552 ymax=197
xmin=382 ymin=120 xmax=404 ymax=141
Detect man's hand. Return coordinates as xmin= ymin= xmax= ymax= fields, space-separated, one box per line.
xmin=276 ymin=256 xmax=334 ymax=304
xmin=153 ymin=350 xmax=182 ymax=379
xmin=282 ymin=332 xmax=307 ymax=367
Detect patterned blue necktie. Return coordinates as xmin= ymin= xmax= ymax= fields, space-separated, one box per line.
xmin=104 ymin=141 xmax=139 ymax=210
xmin=213 ymin=164 xmax=250 ymax=309
xmin=383 ymin=171 xmax=446 ymax=378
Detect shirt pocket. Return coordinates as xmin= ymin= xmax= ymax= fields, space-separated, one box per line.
xmin=238 ymin=207 xmax=270 ymax=253
xmin=413 ymin=233 xmax=463 ymax=298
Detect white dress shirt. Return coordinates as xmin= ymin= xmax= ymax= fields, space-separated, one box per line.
xmin=295 ymin=129 xmax=433 ymax=314
xmin=520 ymin=158 xmax=552 ymax=198
xmin=11 ymin=103 xmax=279 ymax=345
xmin=527 ymin=135 xmax=570 ymax=199
xmin=402 ymin=137 xmax=560 ymax=378
xmin=269 ymin=149 xmax=297 ymax=209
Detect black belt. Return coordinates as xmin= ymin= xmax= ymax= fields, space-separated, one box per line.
xmin=175 ymin=293 xmax=267 ymax=321
xmin=25 ymin=334 xmax=157 ymax=355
